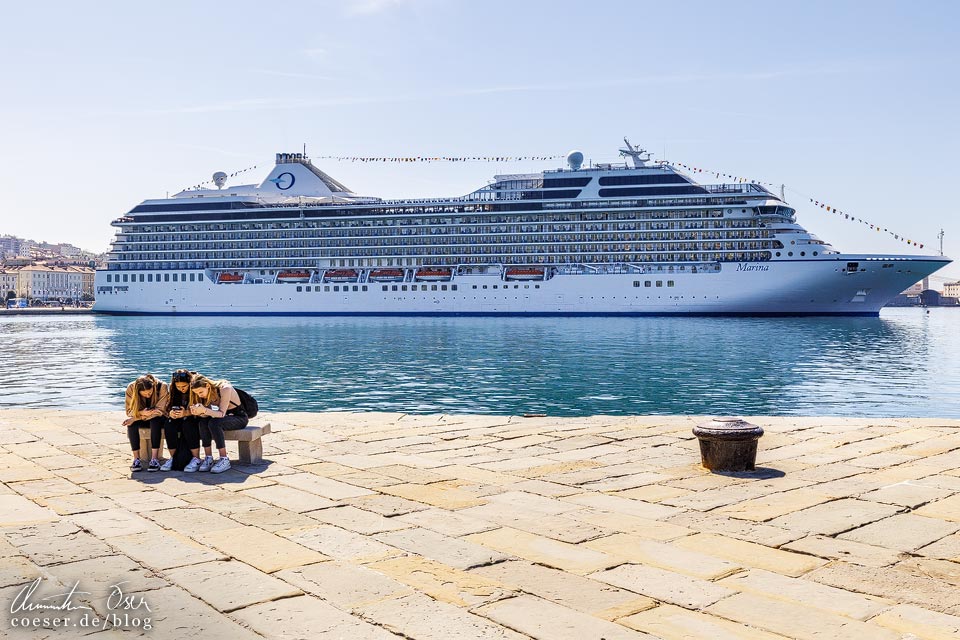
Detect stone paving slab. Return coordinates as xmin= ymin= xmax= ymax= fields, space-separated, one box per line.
xmin=0 ymin=409 xmax=958 ymax=638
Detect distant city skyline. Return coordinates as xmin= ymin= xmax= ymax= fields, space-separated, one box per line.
xmin=2 ymin=0 xmax=957 ymax=279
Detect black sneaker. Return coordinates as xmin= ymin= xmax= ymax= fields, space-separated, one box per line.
xmin=147 ymin=459 xmax=160 ymax=472
xmin=131 ymin=459 xmax=142 ymax=472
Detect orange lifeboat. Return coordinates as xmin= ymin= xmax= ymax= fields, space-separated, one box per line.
xmin=217 ymin=273 xmax=243 ymax=283
xmin=415 ymin=267 xmax=452 ymax=281
xmin=277 ymin=270 xmax=311 ymax=283
xmin=368 ymin=268 xmax=405 ymax=282
xmin=504 ymin=267 xmax=544 ymax=281
xmin=323 ymin=269 xmax=359 ymax=282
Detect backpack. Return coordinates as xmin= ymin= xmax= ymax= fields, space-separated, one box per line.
xmin=235 ymin=387 xmax=259 ymax=418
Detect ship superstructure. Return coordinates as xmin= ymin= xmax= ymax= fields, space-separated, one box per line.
xmin=94 ymin=144 xmax=951 ymax=315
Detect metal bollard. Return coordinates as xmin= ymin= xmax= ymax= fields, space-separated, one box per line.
xmin=693 ymin=417 xmax=764 ymax=472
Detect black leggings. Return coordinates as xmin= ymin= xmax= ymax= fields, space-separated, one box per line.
xmin=126 ymin=417 xmax=165 ymax=452
xmin=164 ymin=417 xmax=200 ymax=451
xmin=198 ymin=413 xmax=248 ymax=450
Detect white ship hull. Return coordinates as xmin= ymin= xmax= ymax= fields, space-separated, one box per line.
xmin=94 ymin=255 xmax=948 ymax=316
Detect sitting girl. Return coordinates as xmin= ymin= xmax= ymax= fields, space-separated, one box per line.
xmin=123 ymin=374 xmax=169 ymax=472
xmin=189 ymin=375 xmax=248 ymax=473
xmin=162 ymin=369 xmax=203 ymax=472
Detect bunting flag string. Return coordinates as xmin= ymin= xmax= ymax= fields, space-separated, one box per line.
xmin=664 ymin=159 xmax=928 ymax=251
xmin=798 ymin=193 xmax=924 ymax=249
xmin=663 ymin=159 xmax=778 ymax=187
xmin=315 ymin=155 xmax=563 ymax=163
xmin=183 ymin=164 xmax=259 ymax=191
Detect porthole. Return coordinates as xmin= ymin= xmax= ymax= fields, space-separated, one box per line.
xmin=800 ymin=252 xmax=805 ymax=256
xmin=775 ymin=252 xmax=781 ymax=257
xmin=813 ymin=251 xmax=818 ymax=256
xmin=788 ymin=251 xmax=793 ymax=256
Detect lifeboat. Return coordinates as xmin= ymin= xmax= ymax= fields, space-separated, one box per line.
xmin=504 ymin=267 xmax=545 ymax=281
xmin=368 ymin=268 xmax=405 ymax=282
xmin=217 ymin=273 xmax=243 ymax=283
xmin=323 ymin=269 xmax=359 ymax=282
xmin=415 ymin=267 xmax=452 ymax=281
xmin=277 ymin=270 xmax=311 ymax=283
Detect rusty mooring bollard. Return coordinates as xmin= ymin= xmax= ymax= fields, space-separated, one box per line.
xmin=693 ymin=417 xmax=764 ymax=472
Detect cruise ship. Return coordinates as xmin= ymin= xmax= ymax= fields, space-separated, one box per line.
xmin=94 ymin=142 xmax=951 ymax=316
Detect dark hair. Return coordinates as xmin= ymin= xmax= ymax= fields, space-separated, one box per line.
xmin=169 ymin=369 xmax=195 ymax=406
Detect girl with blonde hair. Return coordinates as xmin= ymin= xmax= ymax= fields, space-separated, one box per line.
xmin=123 ymin=374 xmax=169 ymax=472
xmin=189 ymin=375 xmax=248 ymax=473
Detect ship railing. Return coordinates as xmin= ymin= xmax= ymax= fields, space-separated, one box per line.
xmin=702 ymin=183 xmax=772 ymax=195
xmin=553 ymin=262 xmax=722 ymax=275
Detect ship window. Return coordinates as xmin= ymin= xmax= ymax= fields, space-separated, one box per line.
xmin=535 ymin=284 xmax=540 ymax=288
xmin=392 ymin=285 xmax=398 ymax=291
xmin=172 ymin=274 xmax=178 ymax=282
xmin=493 ymin=285 xmax=498 ymax=289
xmin=788 ymin=252 xmax=793 ymax=256
xmin=324 ymin=286 xmax=330 ymax=291
xmin=306 ymin=286 xmax=311 ymax=291
xmin=656 ymin=281 xmax=663 ymax=287
xmin=333 ymin=286 xmax=339 ymax=292
xmin=362 ymin=286 xmax=368 ymax=291
xmin=198 ymin=273 xmax=204 ymax=281
xmin=668 ymin=281 xmax=674 ymax=287
xmin=122 ymin=275 xmax=128 ymax=282
xmin=813 ymin=252 xmax=819 ymax=256
xmin=431 ymin=285 xmax=438 ymax=291
xmin=847 ymin=262 xmax=859 ymax=272
xmin=645 ymin=281 xmax=651 ymax=287
xmin=452 ymin=285 xmax=458 ymax=291
xmin=382 ymin=285 xmax=388 ymax=291
xmin=106 ymin=275 xmax=112 ymax=282
xmin=441 ymin=285 xmax=447 ymax=291
xmin=800 ymin=252 xmax=805 ymax=256
xmin=148 ymin=274 xmax=153 ymax=282
xmin=776 ymin=252 xmax=781 ymax=257
xmin=353 ymin=286 xmax=359 ymax=292
xmin=296 ymin=286 xmax=302 ymax=292
xmin=633 ymin=281 xmax=640 ymax=287
xmin=139 ymin=274 xmax=144 ymax=282
xmin=472 ymin=285 xmax=478 ymax=289
xmin=402 ymin=285 xmax=407 ymax=291
xmin=189 ymin=274 xmax=195 ymax=282
xmin=483 ymin=285 xmax=488 ymax=289
xmin=164 ymin=274 xmax=170 ymax=282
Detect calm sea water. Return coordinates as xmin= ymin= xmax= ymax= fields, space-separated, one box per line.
xmin=0 ymin=309 xmax=957 ymax=417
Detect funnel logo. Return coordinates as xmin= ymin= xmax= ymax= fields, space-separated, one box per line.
xmin=269 ymin=172 xmax=296 ymax=190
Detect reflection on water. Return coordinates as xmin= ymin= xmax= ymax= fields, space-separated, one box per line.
xmin=0 ymin=308 xmax=957 ymax=416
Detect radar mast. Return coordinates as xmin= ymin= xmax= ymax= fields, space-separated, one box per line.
xmin=619 ymin=138 xmax=652 ymax=168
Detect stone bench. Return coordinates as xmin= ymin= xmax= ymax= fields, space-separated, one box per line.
xmin=222 ymin=424 xmax=271 ymax=464
xmin=137 ymin=426 xmax=165 ymax=464
xmin=138 ymin=423 xmax=271 ymax=465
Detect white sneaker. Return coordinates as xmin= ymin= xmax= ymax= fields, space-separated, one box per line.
xmin=160 ymin=458 xmax=174 ymax=472
xmin=183 ymin=457 xmax=201 ymax=473
xmin=198 ymin=456 xmax=214 ymax=472
xmin=211 ymin=457 xmax=231 ymax=474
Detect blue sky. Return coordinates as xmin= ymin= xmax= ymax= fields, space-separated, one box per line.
xmin=2 ymin=0 xmax=958 ymax=279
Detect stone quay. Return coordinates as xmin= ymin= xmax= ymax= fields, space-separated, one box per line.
xmin=1 ymin=410 xmax=959 ymax=639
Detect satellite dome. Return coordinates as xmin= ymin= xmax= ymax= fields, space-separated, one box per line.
xmin=566 ymin=150 xmax=584 ymax=171
xmin=213 ymin=171 xmax=228 ymax=189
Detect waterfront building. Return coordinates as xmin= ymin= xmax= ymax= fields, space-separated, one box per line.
xmin=943 ymin=281 xmax=960 ymax=298
xmin=16 ymin=265 xmax=94 ymax=301
xmin=0 ymin=269 xmax=17 ymax=296
xmin=95 ymin=145 xmax=950 ymax=316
